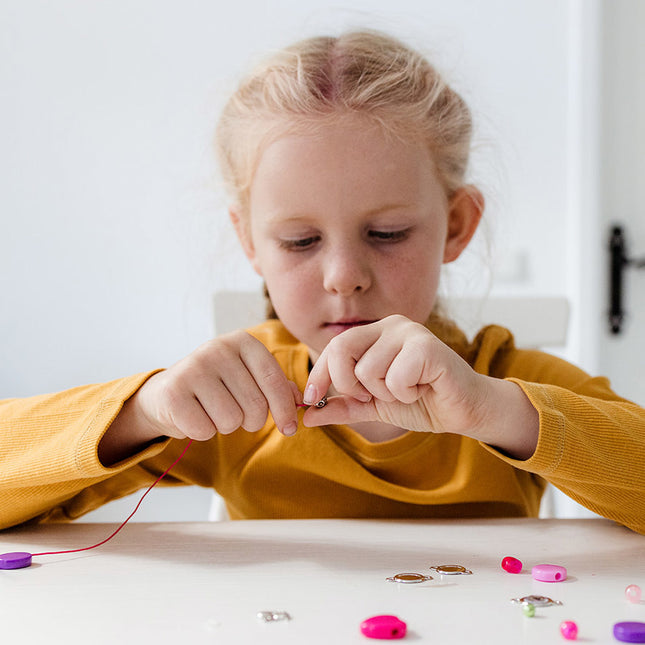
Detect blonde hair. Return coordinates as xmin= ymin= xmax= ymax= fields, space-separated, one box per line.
xmin=215 ymin=30 xmax=473 ymax=218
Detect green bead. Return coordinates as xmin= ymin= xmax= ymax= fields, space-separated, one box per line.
xmin=522 ymin=603 xmax=536 ymax=617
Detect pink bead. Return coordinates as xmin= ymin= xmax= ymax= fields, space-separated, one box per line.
xmin=626 ymin=584 xmax=642 ymax=604
xmin=360 ymin=615 xmax=407 ymax=640
xmin=532 ymin=563 xmax=567 ymax=582
xmin=560 ymin=620 xmax=578 ymax=640
xmin=501 ymin=556 xmax=523 ymax=574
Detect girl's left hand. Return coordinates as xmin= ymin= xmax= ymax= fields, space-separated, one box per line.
xmin=302 ymin=315 xmax=538 ymax=459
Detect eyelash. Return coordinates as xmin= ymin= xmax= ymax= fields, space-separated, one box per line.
xmin=368 ymin=229 xmax=410 ymax=242
xmin=278 ymin=229 xmax=410 ymax=251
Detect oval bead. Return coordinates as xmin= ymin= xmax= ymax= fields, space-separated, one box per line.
xmin=613 ymin=621 xmax=645 ymax=643
xmin=501 ymin=556 xmax=523 ymax=574
xmin=626 ymin=585 xmax=642 ymax=604
xmin=360 ymin=615 xmax=407 ymax=640
xmin=560 ymin=620 xmax=578 ymax=640
xmin=0 ymin=551 xmax=33 ymax=570
xmin=532 ymin=563 xmax=567 ymax=582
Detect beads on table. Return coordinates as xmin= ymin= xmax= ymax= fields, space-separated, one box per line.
xmin=613 ymin=621 xmax=645 ymax=643
xmin=626 ymin=584 xmax=642 ymax=604
xmin=532 ymin=563 xmax=567 ymax=582
xmin=501 ymin=556 xmax=523 ymax=574
xmin=360 ymin=615 xmax=407 ymax=640
xmin=522 ymin=602 xmax=536 ymax=617
xmin=560 ymin=620 xmax=578 ymax=640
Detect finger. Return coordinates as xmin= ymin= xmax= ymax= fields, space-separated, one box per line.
xmin=351 ymin=338 xmax=401 ymax=402
xmin=301 ymin=395 xmax=378 ymax=427
xmin=382 ymin=342 xmax=432 ymax=404
xmin=289 ymin=380 xmax=304 ymax=406
xmin=238 ymin=338 xmax=298 ymax=435
xmin=164 ymin=387 xmax=222 ymax=440
xmin=303 ymin=351 xmax=333 ymax=405
xmin=306 ymin=331 xmax=375 ymax=404
xmin=192 ymin=379 xmax=248 ymax=435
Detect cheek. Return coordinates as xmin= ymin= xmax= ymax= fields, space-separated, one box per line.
xmin=261 ymin=257 xmax=316 ymax=319
xmin=380 ymin=247 xmax=442 ymax=318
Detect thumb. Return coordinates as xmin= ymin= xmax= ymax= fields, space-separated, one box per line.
xmin=301 ymin=395 xmax=378 ymax=427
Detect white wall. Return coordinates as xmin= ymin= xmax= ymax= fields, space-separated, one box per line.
xmin=1 ymin=0 xmax=579 ymax=399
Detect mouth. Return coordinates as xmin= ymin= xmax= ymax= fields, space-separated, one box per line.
xmin=323 ymin=319 xmax=377 ymax=335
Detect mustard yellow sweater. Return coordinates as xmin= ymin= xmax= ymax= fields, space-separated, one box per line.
xmin=1 ymin=320 xmax=644 ymax=533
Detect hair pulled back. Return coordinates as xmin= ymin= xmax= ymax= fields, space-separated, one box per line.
xmin=215 ymin=30 xmax=473 ymax=217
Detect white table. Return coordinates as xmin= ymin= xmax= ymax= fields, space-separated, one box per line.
xmin=1 ymin=518 xmax=643 ymax=644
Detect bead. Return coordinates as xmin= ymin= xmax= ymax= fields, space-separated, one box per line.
xmin=532 ymin=563 xmax=567 ymax=582
xmin=360 ymin=615 xmax=407 ymax=640
xmin=522 ymin=603 xmax=536 ymax=617
xmin=560 ymin=620 xmax=578 ymax=640
xmin=501 ymin=556 xmax=523 ymax=574
xmin=626 ymin=585 xmax=642 ymax=604
xmin=613 ymin=621 xmax=645 ymax=643
xmin=0 ymin=551 xmax=33 ymax=570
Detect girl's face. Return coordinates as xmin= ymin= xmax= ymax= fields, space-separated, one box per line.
xmin=234 ymin=116 xmax=480 ymax=362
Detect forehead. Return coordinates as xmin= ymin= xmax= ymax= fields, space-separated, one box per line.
xmin=249 ymin=115 xmax=445 ymax=215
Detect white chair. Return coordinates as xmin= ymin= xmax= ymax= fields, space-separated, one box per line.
xmin=212 ymin=290 xmax=571 ymax=346
xmin=209 ymin=289 xmax=572 ymax=520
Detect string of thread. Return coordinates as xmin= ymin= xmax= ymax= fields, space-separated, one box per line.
xmin=32 ymin=439 xmax=194 ymax=558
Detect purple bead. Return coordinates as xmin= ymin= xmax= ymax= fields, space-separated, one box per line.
xmin=613 ymin=621 xmax=645 ymax=643
xmin=0 ymin=552 xmax=33 ymax=570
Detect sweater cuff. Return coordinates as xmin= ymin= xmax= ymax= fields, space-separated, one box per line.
xmin=75 ymin=370 xmax=170 ymax=475
xmin=480 ymin=378 xmax=565 ymax=475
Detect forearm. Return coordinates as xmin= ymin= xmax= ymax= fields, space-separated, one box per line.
xmin=0 ymin=372 xmax=162 ymax=528
xmin=484 ymin=380 xmax=645 ymax=534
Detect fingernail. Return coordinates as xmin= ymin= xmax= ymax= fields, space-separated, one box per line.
xmin=282 ymin=422 xmax=297 ymax=437
xmin=355 ymin=392 xmax=372 ymax=403
xmin=303 ymin=384 xmax=317 ymax=405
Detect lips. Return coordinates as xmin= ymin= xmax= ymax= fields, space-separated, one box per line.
xmin=323 ymin=319 xmax=377 ymax=335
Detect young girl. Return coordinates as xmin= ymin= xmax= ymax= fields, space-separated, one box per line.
xmin=1 ymin=30 xmax=644 ymax=533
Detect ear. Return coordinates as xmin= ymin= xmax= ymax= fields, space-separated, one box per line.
xmin=229 ymin=208 xmax=263 ymax=276
xmin=443 ymin=186 xmax=484 ymax=264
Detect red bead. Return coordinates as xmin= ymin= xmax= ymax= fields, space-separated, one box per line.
xmin=560 ymin=620 xmax=578 ymax=640
xmin=501 ymin=556 xmax=522 ymax=574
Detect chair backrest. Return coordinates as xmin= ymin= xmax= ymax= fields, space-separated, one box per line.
xmin=213 ymin=290 xmax=569 ymax=348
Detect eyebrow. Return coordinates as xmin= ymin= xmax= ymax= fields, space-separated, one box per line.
xmin=264 ymin=202 xmax=414 ymax=223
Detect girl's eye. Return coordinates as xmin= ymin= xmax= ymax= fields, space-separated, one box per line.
xmin=278 ymin=236 xmax=320 ymax=250
xmin=368 ymin=229 xmax=410 ymax=242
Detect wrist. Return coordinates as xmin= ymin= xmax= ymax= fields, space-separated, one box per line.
xmin=98 ymin=390 xmax=165 ymax=466
xmin=476 ymin=377 xmax=539 ymax=460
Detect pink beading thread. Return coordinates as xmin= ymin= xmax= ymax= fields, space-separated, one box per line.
xmin=32 ymin=439 xmax=193 ymax=558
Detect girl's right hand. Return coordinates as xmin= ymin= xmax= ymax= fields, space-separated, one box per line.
xmin=99 ymin=331 xmax=300 ymax=464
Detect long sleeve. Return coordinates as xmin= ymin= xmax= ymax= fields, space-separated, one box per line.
xmin=471 ymin=326 xmax=645 ymax=535
xmin=0 ymin=372 xmax=170 ymax=528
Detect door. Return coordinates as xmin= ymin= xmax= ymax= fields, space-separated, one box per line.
xmin=598 ymin=0 xmax=645 ymax=406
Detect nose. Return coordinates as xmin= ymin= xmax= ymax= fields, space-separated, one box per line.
xmin=322 ymin=240 xmax=372 ymax=296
